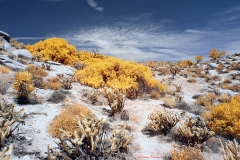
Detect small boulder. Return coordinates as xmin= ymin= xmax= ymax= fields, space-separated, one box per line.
xmin=12 ymin=49 xmax=33 ymax=60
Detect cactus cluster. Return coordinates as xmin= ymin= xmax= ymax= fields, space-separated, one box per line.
xmin=177 ymin=114 xmax=215 ymax=147
xmin=147 ymin=109 xmax=179 ymax=135
xmin=220 ymin=139 xmax=240 ymax=160
xmin=48 ymin=114 xmax=133 ymax=159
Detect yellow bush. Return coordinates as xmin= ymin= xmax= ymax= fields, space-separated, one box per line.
xmin=209 ymin=48 xmax=226 ymax=60
xmin=180 ymin=60 xmax=194 ymax=67
xmin=203 ymin=95 xmax=240 ymax=139
xmin=75 ymin=56 xmax=167 ymax=92
xmin=25 ymin=37 xmax=79 ymax=65
xmin=12 ymin=71 xmax=35 ymax=99
xmin=195 ymin=56 xmax=204 ymax=63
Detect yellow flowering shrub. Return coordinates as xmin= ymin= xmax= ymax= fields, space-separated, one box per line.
xmin=209 ymin=48 xmax=226 ymax=60
xmin=75 ymin=56 xmax=167 ymax=92
xmin=203 ymin=95 xmax=240 ymax=139
xmin=25 ymin=37 xmax=79 ymax=65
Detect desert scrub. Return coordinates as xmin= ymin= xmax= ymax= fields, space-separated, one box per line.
xmin=195 ymin=55 xmax=204 ymax=64
xmin=209 ymin=48 xmax=226 ymax=60
xmin=26 ymin=64 xmax=48 ymax=78
xmin=48 ymin=104 xmax=95 ymax=137
xmin=150 ymin=90 xmax=161 ymax=99
xmin=25 ymin=37 xmax=79 ymax=65
xmin=180 ymin=60 xmax=194 ymax=68
xmin=218 ymin=94 xmax=230 ymax=103
xmin=145 ymin=109 xmax=179 ymax=135
xmin=75 ymin=56 xmax=167 ymax=93
xmin=187 ymin=78 xmax=196 ymax=83
xmin=41 ymin=77 xmax=62 ymax=90
xmin=0 ymin=66 xmax=10 ymax=73
xmin=171 ymin=146 xmax=204 ymax=160
xmin=12 ymin=71 xmax=35 ymax=104
xmin=162 ymin=97 xmax=176 ymax=108
xmin=203 ymin=95 xmax=240 ymax=140
xmin=0 ymin=75 xmax=11 ymax=95
xmin=48 ymin=90 xmax=69 ymax=103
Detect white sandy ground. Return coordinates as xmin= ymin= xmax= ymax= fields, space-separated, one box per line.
xmin=0 ymin=55 xmax=239 ymax=160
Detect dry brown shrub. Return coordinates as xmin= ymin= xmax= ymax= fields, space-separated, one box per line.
xmin=26 ymin=64 xmax=48 ymax=78
xmin=194 ymin=97 xmax=213 ymax=110
xmin=171 ymin=146 xmax=204 ymax=160
xmin=187 ymin=78 xmax=196 ymax=83
xmin=218 ymin=94 xmax=230 ymax=103
xmin=217 ymin=63 xmax=224 ymax=70
xmin=10 ymin=38 xmax=24 ymax=49
xmin=162 ymin=97 xmax=176 ymax=108
xmin=150 ymin=90 xmax=161 ymax=99
xmin=0 ymin=66 xmax=10 ymax=73
xmin=48 ymin=104 xmax=95 ymax=137
xmin=212 ymin=75 xmax=221 ymax=81
xmin=233 ymin=62 xmax=240 ymax=70
xmin=223 ymin=79 xmax=232 ymax=84
xmin=41 ymin=77 xmax=62 ymax=90
xmin=222 ymin=84 xmax=240 ymax=92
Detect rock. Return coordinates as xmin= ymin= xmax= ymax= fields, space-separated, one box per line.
xmin=0 ymin=36 xmax=12 ymax=52
xmin=0 ymin=54 xmax=26 ymax=71
xmin=12 ymin=49 xmax=33 ymax=60
xmin=0 ymin=31 xmax=11 ymax=42
xmin=209 ymin=63 xmax=218 ymax=69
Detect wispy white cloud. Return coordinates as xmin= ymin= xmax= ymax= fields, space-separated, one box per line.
xmin=86 ymin=0 xmax=104 ymax=12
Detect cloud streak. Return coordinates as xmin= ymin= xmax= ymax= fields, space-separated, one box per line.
xmin=86 ymin=0 xmax=104 ymax=12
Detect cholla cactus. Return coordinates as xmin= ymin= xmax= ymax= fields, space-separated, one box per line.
xmin=177 ymin=114 xmax=215 ymax=147
xmin=12 ymin=71 xmax=34 ymax=104
xmin=219 ymin=139 xmax=240 ymax=160
xmin=148 ymin=109 xmax=179 ymax=135
xmin=0 ymin=145 xmax=13 ymax=160
xmin=108 ymin=124 xmax=134 ymax=153
xmin=0 ymin=99 xmax=24 ymax=148
xmin=103 ymin=87 xmax=126 ymax=117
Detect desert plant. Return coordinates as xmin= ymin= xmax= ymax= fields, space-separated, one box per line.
xmin=204 ymin=95 xmax=240 ymax=140
xmin=26 ymin=37 xmax=79 ymax=65
xmin=41 ymin=77 xmax=62 ymax=90
xmin=103 ymin=87 xmax=126 ymax=117
xmin=209 ymin=48 xmax=226 ymax=60
xmin=0 ymin=145 xmax=13 ymax=160
xmin=171 ymin=145 xmax=204 ymax=160
xmin=48 ymin=90 xmax=69 ymax=103
xmin=62 ymin=78 xmax=72 ymax=90
xmin=87 ymin=89 xmax=99 ymax=105
xmin=187 ymin=78 xmax=196 ymax=83
xmin=180 ymin=60 xmax=194 ymax=68
xmin=217 ymin=63 xmax=224 ymax=71
xmin=0 ymin=76 xmax=11 ymax=95
xmin=10 ymin=38 xmax=24 ymax=49
xmin=150 ymin=90 xmax=161 ymax=99
xmin=12 ymin=71 xmax=35 ymax=104
xmin=195 ymin=56 xmax=204 ymax=64
xmin=146 ymin=109 xmax=179 ymax=135
xmin=162 ymin=97 xmax=176 ymax=108
xmin=218 ymin=94 xmax=230 ymax=103
xmin=0 ymin=99 xmax=24 ymax=149
xmin=219 ymin=139 xmax=240 ymax=160
xmin=176 ymin=114 xmax=215 ymax=147
xmin=48 ymin=114 xmax=133 ymax=159
xmin=26 ymin=64 xmax=48 ymax=79
xmin=48 ymin=104 xmax=95 ymax=138
xmin=0 ymin=66 xmax=10 ymax=74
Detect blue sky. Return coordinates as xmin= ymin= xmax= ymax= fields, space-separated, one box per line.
xmin=1 ymin=0 xmax=240 ymax=62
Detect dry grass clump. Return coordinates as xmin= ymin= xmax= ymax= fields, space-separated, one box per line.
xmin=0 ymin=66 xmax=10 ymax=73
xmin=187 ymin=78 xmax=196 ymax=83
xmin=218 ymin=94 xmax=230 ymax=103
xmin=162 ymin=97 xmax=176 ymax=108
xmin=222 ymin=78 xmax=232 ymax=84
xmin=233 ymin=62 xmax=240 ymax=70
xmin=171 ymin=146 xmax=204 ymax=160
xmin=195 ymin=55 xmax=204 ymax=64
xmin=212 ymin=75 xmax=221 ymax=81
xmin=209 ymin=48 xmax=226 ymax=60
xmin=26 ymin=64 xmax=48 ymax=78
xmin=48 ymin=104 xmax=95 ymax=137
xmin=10 ymin=38 xmax=24 ymax=49
xmin=221 ymin=83 xmax=240 ymax=92
xmin=217 ymin=63 xmax=224 ymax=70
xmin=150 ymin=90 xmax=161 ymax=99
xmin=194 ymin=93 xmax=215 ymax=110
xmin=41 ymin=77 xmax=62 ymax=90
xmin=0 ymin=75 xmax=12 ymax=95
